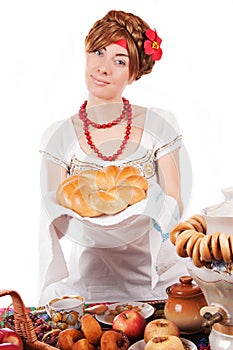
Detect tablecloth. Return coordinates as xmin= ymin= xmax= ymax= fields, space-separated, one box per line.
xmin=0 ymin=303 xmax=210 ymax=350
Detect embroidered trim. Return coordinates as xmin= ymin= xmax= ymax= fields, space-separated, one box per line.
xmin=40 ymin=135 xmax=182 ymax=179
xmin=154 ymin=135 xmax=182 ymax=160
xmin=69 ymin=147 xmax=157 ymax=179
xmin=39 ymin=150 xmax=70 ymax=171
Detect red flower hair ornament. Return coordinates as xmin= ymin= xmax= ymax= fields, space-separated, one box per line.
xmin=144 ymin=28 xmax=162 ymax=61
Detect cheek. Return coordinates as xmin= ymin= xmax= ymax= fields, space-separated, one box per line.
xmin=117 ymin=71 xmax=131 ymax=87
xmin=85 ymin=55 xmax=96 ymax=72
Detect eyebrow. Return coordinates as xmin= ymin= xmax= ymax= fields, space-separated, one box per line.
xmin=102 ymin=47 xmax=129 ymax=58
xmin=115 ymin=53 xmax=129 ymax=58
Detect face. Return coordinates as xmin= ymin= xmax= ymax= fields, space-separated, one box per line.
xmin=85 ymin=43 xmax=132 ymax=104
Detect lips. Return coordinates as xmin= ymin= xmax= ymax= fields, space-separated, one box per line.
xmin=91 ymin=75 xmax=110 ymax=86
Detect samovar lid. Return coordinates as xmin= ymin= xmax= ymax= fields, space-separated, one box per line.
xmin=202 ymin=187 xmax=233 ymax=218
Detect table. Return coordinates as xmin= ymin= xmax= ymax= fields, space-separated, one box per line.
xmin=0 ymin=302 xmax=211 ymax=350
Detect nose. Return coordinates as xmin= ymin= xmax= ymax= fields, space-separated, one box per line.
xmin=97 ymin=67 xmax=108 ymax=75
xmin=97 ymin=59 xmax=111 ymax=75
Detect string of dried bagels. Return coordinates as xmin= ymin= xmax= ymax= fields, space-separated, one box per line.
xmin=170 ymin=214 xmax=233 ymax=267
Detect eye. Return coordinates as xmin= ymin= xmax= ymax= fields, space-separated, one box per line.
xmin=115 ymin=59 xmax=126 ymax=66
xmin=94 ymin=49 xmax=103 ymax=56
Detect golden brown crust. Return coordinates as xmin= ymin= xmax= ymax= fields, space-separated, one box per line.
xmin=56 ymin=165 xmax=148 ymax=217
xmin=219 ymin=233 xmax=231 ymax=263
xmin=170 ymin=222 xmax=195 ymax=245
xmin=170 ymin=214 xmax=233 ymax=267
xmin=100 ymin=330 xmax=129 ymax=350
xmin=191 ymin=237 xmax=205 ymax=268
xmin=58 ymin=329 xmax=84 ymax=350
xmin=72 ymin=338 xmax=96 ymax=350
xmin=116 ymin=175 xmax=149 ymax=191
xmin=175 ymin=230 xmax=196 ymax=258
xmin=56 ymin=176 xmax=80 ymax=208
xmin=71 ymin=186 xmax=101 ymax=217
xmin=211 ymin=232 xmax=222 ymax=260
xmin=189 ymin=214 xmax=207 ymax=232
xmin=229 ymin=236 xmax=233 ymax=256
xmin=199 ymin=234 xmax=213 ymax=262
xmin=80 ymin=314 xmax=102 ymax=346
xmin=186 ymin=232 xmax=204 ymax=257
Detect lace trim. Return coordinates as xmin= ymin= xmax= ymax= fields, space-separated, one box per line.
xmin=39 ymin=150 xmax=70 ymax=171
xmin=155 ymin=135 xmax=182 ymax=160
xmin=69 ymin=148 xmax=156 ymax=179
xmin=40 ymin=135 xmax=182 ymax=180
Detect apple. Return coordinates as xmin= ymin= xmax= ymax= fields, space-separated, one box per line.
xmin=0 ymin=333 xmax=4 ymax=344
xmin=112 ymin=310 xmax=146 ymax=342
xmin=0 ymin=344 xmax=21 ymax=350
xmin=144 ymin=319 xmax=180 ymax=343
xmin=145 ymin=336 xmax=184 ymax=350
xmin=0 ymin=328 xmax=23 ymax=350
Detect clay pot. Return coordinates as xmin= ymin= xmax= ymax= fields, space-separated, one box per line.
xmin=164 ymin=275 xmax=207 ymax=334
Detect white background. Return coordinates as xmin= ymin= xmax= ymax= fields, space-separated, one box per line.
xmin=0 ymin=0 xmax=232 ymax=307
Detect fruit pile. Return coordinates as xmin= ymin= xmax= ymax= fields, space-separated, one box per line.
xmin=3 ymin=309 xmax=193 ymax=350
xmin=0 ymin=328 xmax=23 ymax=350
xmin=3 ymin=312 xmax=60 ymax=347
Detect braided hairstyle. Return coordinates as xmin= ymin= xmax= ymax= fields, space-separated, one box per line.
xmin=85 ymin=10 xmax=156 ymax=81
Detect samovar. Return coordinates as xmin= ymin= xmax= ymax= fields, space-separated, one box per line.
xmin=170 ymin=187 xmax=233 ymax=350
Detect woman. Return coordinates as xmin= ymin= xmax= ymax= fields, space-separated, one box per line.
xmin=39 ymin=10 xmax=192 ymax=305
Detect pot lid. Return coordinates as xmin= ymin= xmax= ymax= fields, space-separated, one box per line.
xmin=202 ymin=187 xmax=233 ymax=218
xmin=166 ymin=276 xmax=203 ymax=298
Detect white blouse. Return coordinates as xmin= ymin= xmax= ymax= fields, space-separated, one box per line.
xmin=38 ymin=106 xmax=190 ymax=305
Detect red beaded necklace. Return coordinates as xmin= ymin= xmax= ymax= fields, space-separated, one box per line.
xmin=79 ymin=97 xmax=132 ymax=161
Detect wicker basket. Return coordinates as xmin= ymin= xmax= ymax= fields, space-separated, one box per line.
xmin=0 ymin=289 xmax=57 ymax=350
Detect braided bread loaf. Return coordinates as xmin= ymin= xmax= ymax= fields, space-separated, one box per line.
xmin=56 ymin=165 xmax=148 ymax=217
xmin=170 ymin=215 xmax=233 ymax=267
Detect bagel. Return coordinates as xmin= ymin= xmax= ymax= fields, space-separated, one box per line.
xmin=211 ymin=232 xmax=222 ymax=261
xmin=170 ymin=214 xmax=233 ymax=267
xmin=189 ymin=214 xmax=207 ymax=232
xmin=186 ymin=232 xmax=205 ymax=257
xmin=219 ymin=233 xmax=231 ymax=263
xmin=58 ymin=329 xmax=84 ymax=350
xmin=191 ymin=237 xmax=205 ymax=268
xmin=56 ymin=165 xmax=148 ymax=217
xmin=170 ymin=222 xmax=195 ymax=245
xmin=229 ymin=235 xmax=233 ymax=256
xmin=175 ymin=230 xmax=196 ymax=257
xmin=199 ymin=234 xmax=213 ymax=262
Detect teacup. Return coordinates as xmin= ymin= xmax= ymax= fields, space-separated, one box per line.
xmin=45 ymin=295 xmax=85 ymax=330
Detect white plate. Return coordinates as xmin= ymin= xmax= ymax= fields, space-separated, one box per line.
xmin=95 ymin=301 xmax=154 ymax=326
xmin=128 ymin=338 xmax=197 ymax=350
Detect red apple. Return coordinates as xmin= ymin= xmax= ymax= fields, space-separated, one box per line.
xmin=144 ymin=319 xmax=179 ymax=343
xmin=0 ymin=344 xmax=21 ymax=350
xmin=0 ymin=328 xmax=23 ymax=350
xmin=145 ymin=336 xmax=184 ymax=350
xmin=0 ymin=332 xmax=4 ymax=344
xmin=112 ymin=310 xmax=146 ymax=342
